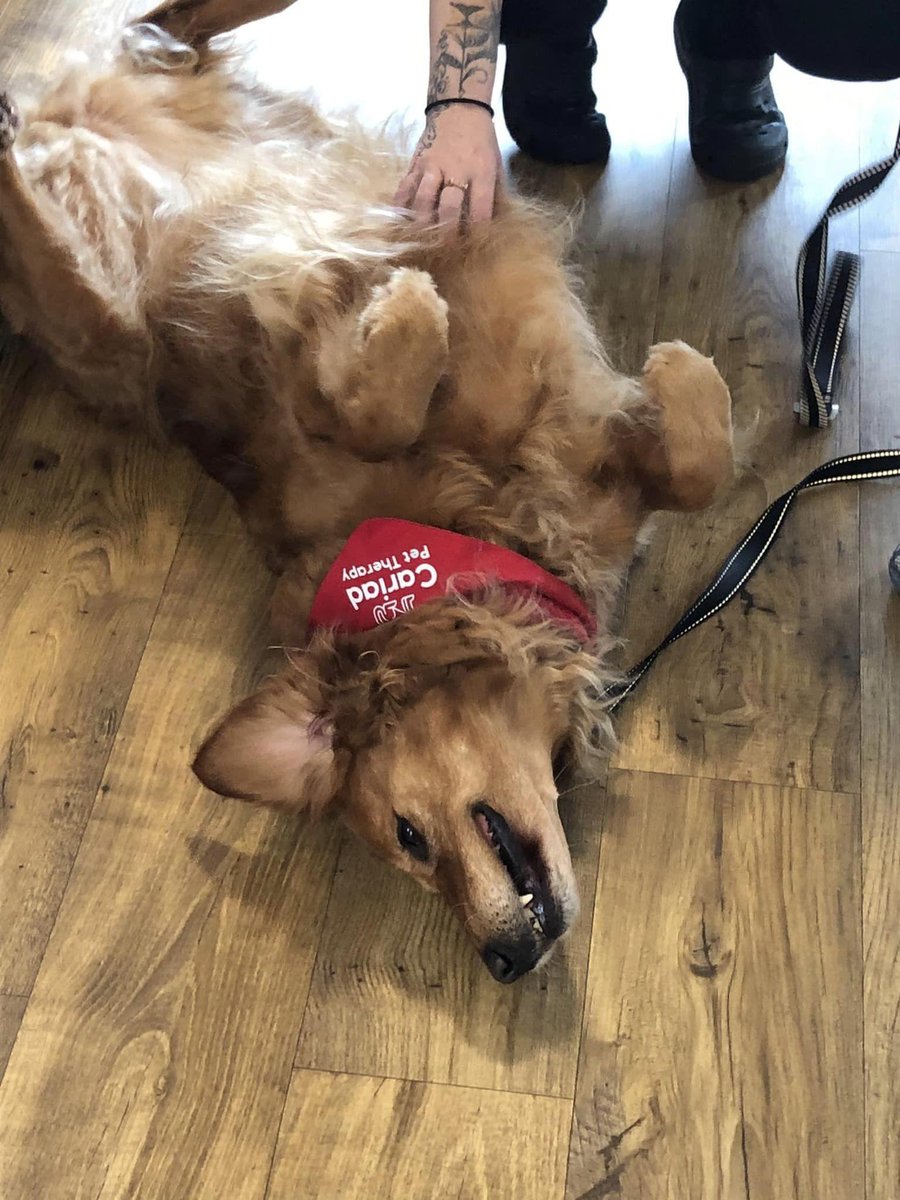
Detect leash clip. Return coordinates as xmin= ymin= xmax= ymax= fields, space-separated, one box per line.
xmin=793 ymin=400 xmax=838 ymax=425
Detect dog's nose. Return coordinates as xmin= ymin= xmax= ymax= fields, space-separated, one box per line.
xmin=482 ymin=940 xmax=536 ymax=984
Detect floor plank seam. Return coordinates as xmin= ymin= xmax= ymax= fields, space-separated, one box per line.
xmin=291 ymin=834 xmax=348 ymax=1057
xmin=607 ymin=761 xmax=863 ymax=797
xmin=287 ymin=1061 xmax=576 ymax=1104
xmin=561 ymin=798 xmax=610 ymax=1200
xmin=11 ymin=471 xmax=203 ymax=1000
xmin=261 ymin=844 xmax=347 ymax=1200
xmin=855 ymin=327 xmax=871 ymax=1199
xmin=649 ymin=124 xmax=681 ymax=349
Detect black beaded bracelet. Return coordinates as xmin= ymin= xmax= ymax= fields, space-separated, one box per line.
xmin=424 ymin=97 xmax=495 ymax=119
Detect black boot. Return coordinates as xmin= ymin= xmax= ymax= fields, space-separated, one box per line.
xmin=501 ymin=34 xmax=611 ymax=166
xmin=674 ymin=1 xmax=788 ymax=182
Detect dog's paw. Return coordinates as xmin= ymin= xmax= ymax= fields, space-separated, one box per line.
xmin=638 ymin=340 xmax=734 ymax=511
xmin=342 ymin=267 xmax=449 ymax=456
xmin=0 ymin=92 xmax=20 ymax=154
xmin=360 ymin=267 xmax=449 ymax=349
xmin=643 ymin=341 xmax=732 ymax=427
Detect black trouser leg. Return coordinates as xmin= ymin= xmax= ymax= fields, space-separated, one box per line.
xmin=499 ymin=0 xmax=607 ymax=106
xmin=499 ymin=0 xmax=612 ymax=164
xmin=679 ymin=0 xmax=900 ymax=81
xmin=674 ymin=0 xmax=787 ymax=181
xmin=763 ymin=0 xmax=900 ymax=82
xmin=499 ymin=0 xmax=607 ymax=45
xmin=675 ymin=0 xmax=773 ymax=60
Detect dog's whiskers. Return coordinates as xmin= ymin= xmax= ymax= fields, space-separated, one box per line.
xmin=556 ymin=775 xmax=603 ymax=800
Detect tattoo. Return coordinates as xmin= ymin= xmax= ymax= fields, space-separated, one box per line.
xmin=427 ymin=2 xmax=500 ymax=106
xmin=408 ymin=106 xmax=444 ymax=175
xmin=420 ymin=108 xmax=442 ymax=150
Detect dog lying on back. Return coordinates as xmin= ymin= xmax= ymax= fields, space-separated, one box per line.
xmin=0 ymin=0 xmax=733 ymax=982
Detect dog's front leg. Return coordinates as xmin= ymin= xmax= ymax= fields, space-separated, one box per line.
xmin=133 ymin=0 xmax=300 ymax=45
xmin=317 ymin=268 xmax=450 ymax=461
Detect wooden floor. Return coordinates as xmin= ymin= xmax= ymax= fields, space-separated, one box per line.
xmin=1 ymin=0 xmax=898 ymax=1196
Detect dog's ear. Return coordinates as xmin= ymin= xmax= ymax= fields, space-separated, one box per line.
xmin=193 ymin=681 xmax=336 ymax=813
xmin=602 ymin=341 xmax=734 ymax=513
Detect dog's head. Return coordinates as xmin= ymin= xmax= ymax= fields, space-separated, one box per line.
xmin=193 ymin=593 xmax=608 ymax=982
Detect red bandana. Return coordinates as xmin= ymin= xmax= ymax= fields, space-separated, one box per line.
xmin=307 ymin=519 xmax=596 ymax=643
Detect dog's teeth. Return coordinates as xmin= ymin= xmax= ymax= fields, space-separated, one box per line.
xmin=519 ymin=893 xmax=534 ymax=907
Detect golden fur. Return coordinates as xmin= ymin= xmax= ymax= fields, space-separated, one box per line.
xmin=0 ymin=0 xmax=734 ymax=982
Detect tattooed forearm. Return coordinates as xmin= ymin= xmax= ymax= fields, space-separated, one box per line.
xmin=427 ymin=2 xmax=501 ymax=106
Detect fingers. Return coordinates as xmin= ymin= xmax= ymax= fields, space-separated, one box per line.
xmin=392 ymin=168 xmax=419 ymax=211
xmin=393 ymin=107 xmax=503 ymax=233
xmin=402 ymin=173 xmax=497 ymax=230
xmin=411 ymin=169 xmax=443 ymax=222
xmin=437 ymin=181 xmax=466 ymax=229
xmin=405 ymin=174 xmax=494 ymax=231
xmin=467 ymin=173 xmax=495 ymax=224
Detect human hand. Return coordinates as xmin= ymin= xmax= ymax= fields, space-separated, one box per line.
xmin=393 ymin=103 xmax=502 ymax=231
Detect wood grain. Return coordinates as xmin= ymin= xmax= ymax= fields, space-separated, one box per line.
xmin=0 ymin=504 xmax=342 ymax=1199
xmin=0 ymin=387 xmax=197 ymax=997
xmin=296 ymin=789 xmax=604 ymax=1099
xmin=0 ymin=0 xmax=197 ymax=1009
xmin=0 ymin=995 xmax=27 ymax=1081
xmin=267 ymin=1068 xmax=571 ymax=1200
xmin=567 ymin=769 xmax=864 ymax=1200
xmin=611 ymin=62 xmax=863 ymax=792
xmin=859 ymin=80 xmax=900 ymax=254
xmin=859 ymin=251 xmax=900 ymax=1200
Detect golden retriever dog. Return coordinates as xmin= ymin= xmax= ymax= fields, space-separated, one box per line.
xmin=0 ymin=0 xmax=733 ymax=982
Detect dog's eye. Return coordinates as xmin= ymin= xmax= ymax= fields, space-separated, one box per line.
xmin=396 ymin=815 xmax=428 ymax=862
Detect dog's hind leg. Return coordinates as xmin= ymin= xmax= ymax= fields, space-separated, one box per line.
xmin=131 ymin=0 xmax=300 ymax=46
xmin=317 ymin=268 xmax=450 ymax=461
xmin=0 ymin=93 xmax=149 ymax=418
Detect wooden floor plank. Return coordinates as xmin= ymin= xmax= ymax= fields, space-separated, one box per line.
xmin=611 ymin=63 xmax=862 ymax=792
xmin=0 ymin=505 xmax=341 ymax=1200
xmin=566 ymin=769 xmax=864 ymax=1200
xmin=0 ymin=0 xmax=198 ymax=1012
xmin=296 ymin=789 xmax=603 ymax=1099
xmin=858 ymin=251 xmax=900 ymax=1200
xmin=267 ymin=1068 xmax=571 ymax=1200
xmin=859 ymin=80 xmax=900 ymax=254
xmin=0 ymin=995 xmax=27 ymax=1081
xmin=0 ymin=387 xmax=197 ymax=996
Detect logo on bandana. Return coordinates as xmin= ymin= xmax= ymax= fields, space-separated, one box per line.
xmin=341 ymin=544 xmax=436 ymax=623
xmin=372 ymin=594 xmax=417 ymax=624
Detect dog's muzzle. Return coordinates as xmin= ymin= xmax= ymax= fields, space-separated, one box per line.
xmin=472 ymin=801 xmax=565 ymax=982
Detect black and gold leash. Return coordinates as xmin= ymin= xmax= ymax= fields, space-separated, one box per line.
xmin=609 ymin=126 xmax=900 ymax=709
